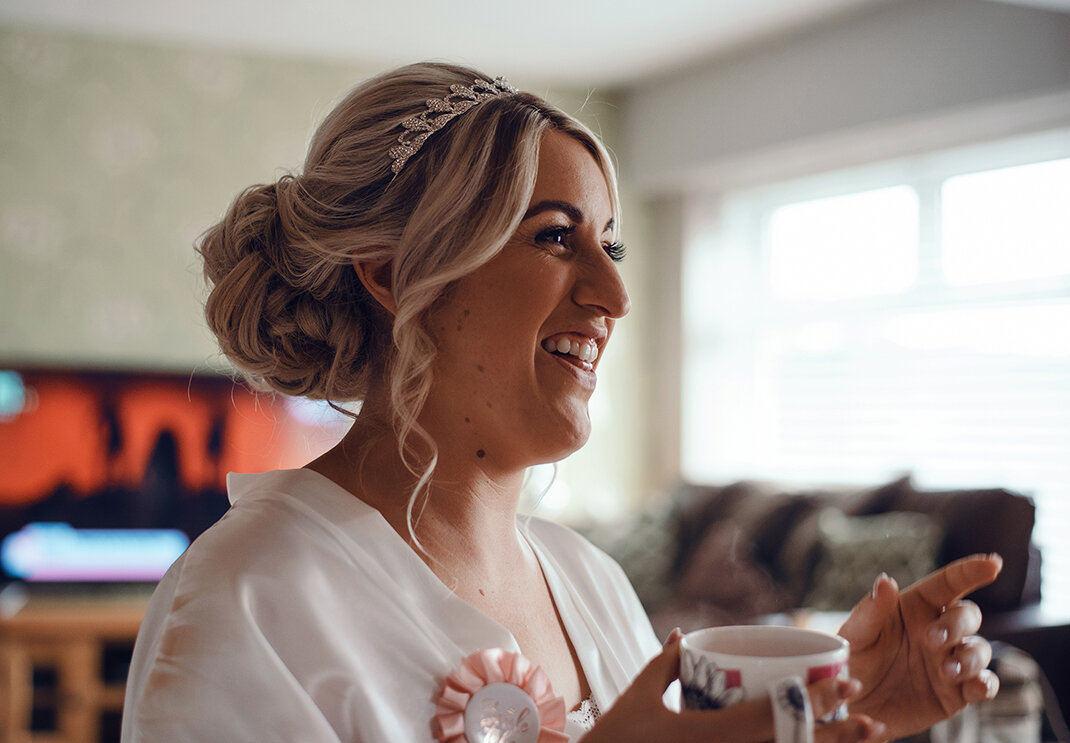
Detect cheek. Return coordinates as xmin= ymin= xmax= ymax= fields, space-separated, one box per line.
xmin=431 ymin=302 xmax=533 ymax=379
xmin=432 ymin=261 xmax=569 ymax=363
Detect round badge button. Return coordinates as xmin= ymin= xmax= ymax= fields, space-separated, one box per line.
xmin=463 ymin=682 xmax=541 ymax=743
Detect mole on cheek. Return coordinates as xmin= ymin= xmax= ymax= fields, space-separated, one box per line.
xmin=476 ymin=449 xmax=486 ymax=459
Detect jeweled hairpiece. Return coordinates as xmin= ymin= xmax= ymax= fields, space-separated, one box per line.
xmin=388 ymin=76 xmax=519 ymax=177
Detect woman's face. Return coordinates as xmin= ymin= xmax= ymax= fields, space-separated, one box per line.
xmin=423 ymin=129 xmax=630 ymax=472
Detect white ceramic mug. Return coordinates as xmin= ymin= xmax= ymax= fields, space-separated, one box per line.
xmin=679 ymin=625 xmax=849 ymax=730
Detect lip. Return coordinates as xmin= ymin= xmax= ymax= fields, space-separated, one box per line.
xmin=539 ymin=323 xmax=610 ymax=384
xmin=539 ymin=332 xmax=605 ymax=388
xmin=544 ymin=349 xmax=598 ymax=389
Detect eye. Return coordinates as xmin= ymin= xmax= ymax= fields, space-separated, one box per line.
xmin=535 ymin=225 xmax=575 ymax=252
xmin=603 ymin=241 xmax=627 ymax=263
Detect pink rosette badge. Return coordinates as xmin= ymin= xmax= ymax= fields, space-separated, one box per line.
xmin=432 ymin=648 xmax=569 ymax=743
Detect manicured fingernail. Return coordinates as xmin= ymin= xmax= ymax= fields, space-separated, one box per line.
xmin=871 ymin=573 xmax=889 ymax=599
xmin=929 ymin=627 xmax=948 ymax=647
xmin=985 ymin=675 xmax=998 ymax=697
xmin=944 ymin=660 xmax=961 ymax=678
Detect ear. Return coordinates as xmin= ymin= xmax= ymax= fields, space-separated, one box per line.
xmin=352 ymin=258 xmax=396 ymax=316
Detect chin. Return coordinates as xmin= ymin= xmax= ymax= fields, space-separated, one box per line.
xmin=539 ymin=417 xmax=592 ymax=463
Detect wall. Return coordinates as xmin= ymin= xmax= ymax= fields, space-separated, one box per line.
xmin=618 ymin=0 xmax=1070 ymax=496
xmin=12 ymin=0 xmax=1063 ymax=513
xmin=0 ymin=28 xmax=373 ymax=369
xmin=0 ymin=27 xmax=626 ymax=369
xmin=621 ymin=0 xmax=1070 ymax=192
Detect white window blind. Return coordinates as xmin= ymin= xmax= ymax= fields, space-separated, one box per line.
xmin=683 ymin=130 xmax=1070 ymax=610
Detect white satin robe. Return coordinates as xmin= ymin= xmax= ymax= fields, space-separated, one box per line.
xmin=121 ymin=468 xmax=661 ymax=742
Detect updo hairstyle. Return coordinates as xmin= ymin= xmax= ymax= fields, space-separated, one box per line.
xmin=198 ymin=62 xmax=619 ymax=483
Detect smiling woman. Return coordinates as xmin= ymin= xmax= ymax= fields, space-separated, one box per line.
xmin=121 ymin=62 xmax=1002 ymax=743
xmin=122 ymin=62 xmax=661 ymax=743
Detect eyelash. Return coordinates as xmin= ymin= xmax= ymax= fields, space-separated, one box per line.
xmin=604 ymin=242 xmax=627 ymax=263
xmin=535 ymin=226 xmax=627 ymax=264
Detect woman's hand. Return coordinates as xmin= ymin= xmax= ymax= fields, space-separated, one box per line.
xmin=838 ymin=554 xmax=1003 ymax=740
xmin=582 ymin=631 xmax=886 ymax=743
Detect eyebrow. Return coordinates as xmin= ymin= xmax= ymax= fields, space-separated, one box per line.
xmin=522 ymin=200 xmax=615 ymax=234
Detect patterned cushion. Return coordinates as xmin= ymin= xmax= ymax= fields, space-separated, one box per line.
xmin=803 ymin=509 xmax=943 ymax=611
xmin=676 ymin=521 xmax=793 ymax=618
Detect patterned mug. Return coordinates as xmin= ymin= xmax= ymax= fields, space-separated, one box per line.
xmin=680 ymin=625 xmax=849 ymax=742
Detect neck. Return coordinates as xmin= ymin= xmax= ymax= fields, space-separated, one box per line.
xmin=306 ymin=396 xmax=532 ymax=579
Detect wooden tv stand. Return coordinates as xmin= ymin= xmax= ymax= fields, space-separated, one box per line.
xmin=0 ymin=594 xmax=148 ymax=743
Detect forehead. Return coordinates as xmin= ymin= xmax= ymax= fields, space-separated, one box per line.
xmin=530 ymin=130 xmax=612 ymax=217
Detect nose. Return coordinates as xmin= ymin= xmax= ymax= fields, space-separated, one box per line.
xmin=574 ymin=252 xmax=631 ymax=319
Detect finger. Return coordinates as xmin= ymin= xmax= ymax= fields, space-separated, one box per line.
xmin=948 ymin=636 xmax=993 ymax=682
xmin=928 ymin=601 xmax=983 ymax=649
xmin=674 ymin=680 xmax=871 ymax=743
xmin=962 ymin=669 xmax=1000 ymax=705
xmin=631 ymin=630 xmax=683 ymax=696
xmin=808 ymin=678 xmax=862 ymax=720
xmin=838 ymin=573 xmax=899 ymax=649
xmin=910 ymin=554 xmax=1002 ymax=609
xmin=814 ymin=715 xmax=887 ymax=743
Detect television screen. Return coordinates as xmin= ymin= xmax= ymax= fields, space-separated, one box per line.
xmin=0 ymin=367 xmax=350 ymax=586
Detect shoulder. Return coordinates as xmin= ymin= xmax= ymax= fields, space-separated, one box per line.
xmin=142 ymin=469 xmax=397 ymax=632
xmin=187 ymin=469 xmax=382 ymax=575
xmin=125 ymin=469 xmax=424 ymax=740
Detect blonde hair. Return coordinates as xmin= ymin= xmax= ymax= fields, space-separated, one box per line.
xmin=198 ymin=62 xmax=619 ymax=534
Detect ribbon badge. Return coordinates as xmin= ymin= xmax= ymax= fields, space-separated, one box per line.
xmin=432 ymin=648 xmax=569 ymax=743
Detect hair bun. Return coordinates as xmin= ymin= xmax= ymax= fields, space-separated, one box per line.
xmin=198 ymin=179 xmax=384 ymax=401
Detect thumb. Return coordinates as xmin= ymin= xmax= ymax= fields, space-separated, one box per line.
xmin=627 ymin=629 xmax=683 ymax=699
xmin=839 ymin=573 xmax=899 ymax=648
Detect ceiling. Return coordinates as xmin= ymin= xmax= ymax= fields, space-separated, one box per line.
xmin=0 ymin=0 xmax=888 ymax=86
xmin=2 ymin=0 xmax=1066 ymax=87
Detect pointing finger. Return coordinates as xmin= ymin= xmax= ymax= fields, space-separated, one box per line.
xmin=910 ymin=554 xmax=1002 ymax=610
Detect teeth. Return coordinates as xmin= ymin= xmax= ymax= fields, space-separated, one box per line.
xmin=542 ymin=337 xmax=598 ymax=363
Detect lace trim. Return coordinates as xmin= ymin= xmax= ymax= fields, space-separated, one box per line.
xmin=565 ymin=696 xmax=601 ymax=731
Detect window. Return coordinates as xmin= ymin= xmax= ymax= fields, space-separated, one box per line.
xmin=767 ymin=186 xmax=919 ymax=302
xmin=942 ymin=158 xmax=1070 ymax=286
xmin=683 ymin=130 xmax=1070 ymax=609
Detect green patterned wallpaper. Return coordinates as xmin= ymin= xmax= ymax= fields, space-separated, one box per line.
xmin=0 ymin=26 xmax=621 ymax=372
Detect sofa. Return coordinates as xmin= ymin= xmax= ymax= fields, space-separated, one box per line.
xmin=578 ymin=475 xmax=1068 ymax=741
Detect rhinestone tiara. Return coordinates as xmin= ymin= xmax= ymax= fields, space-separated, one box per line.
xmin=388 ymin=76 xmax=519 ymax=177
